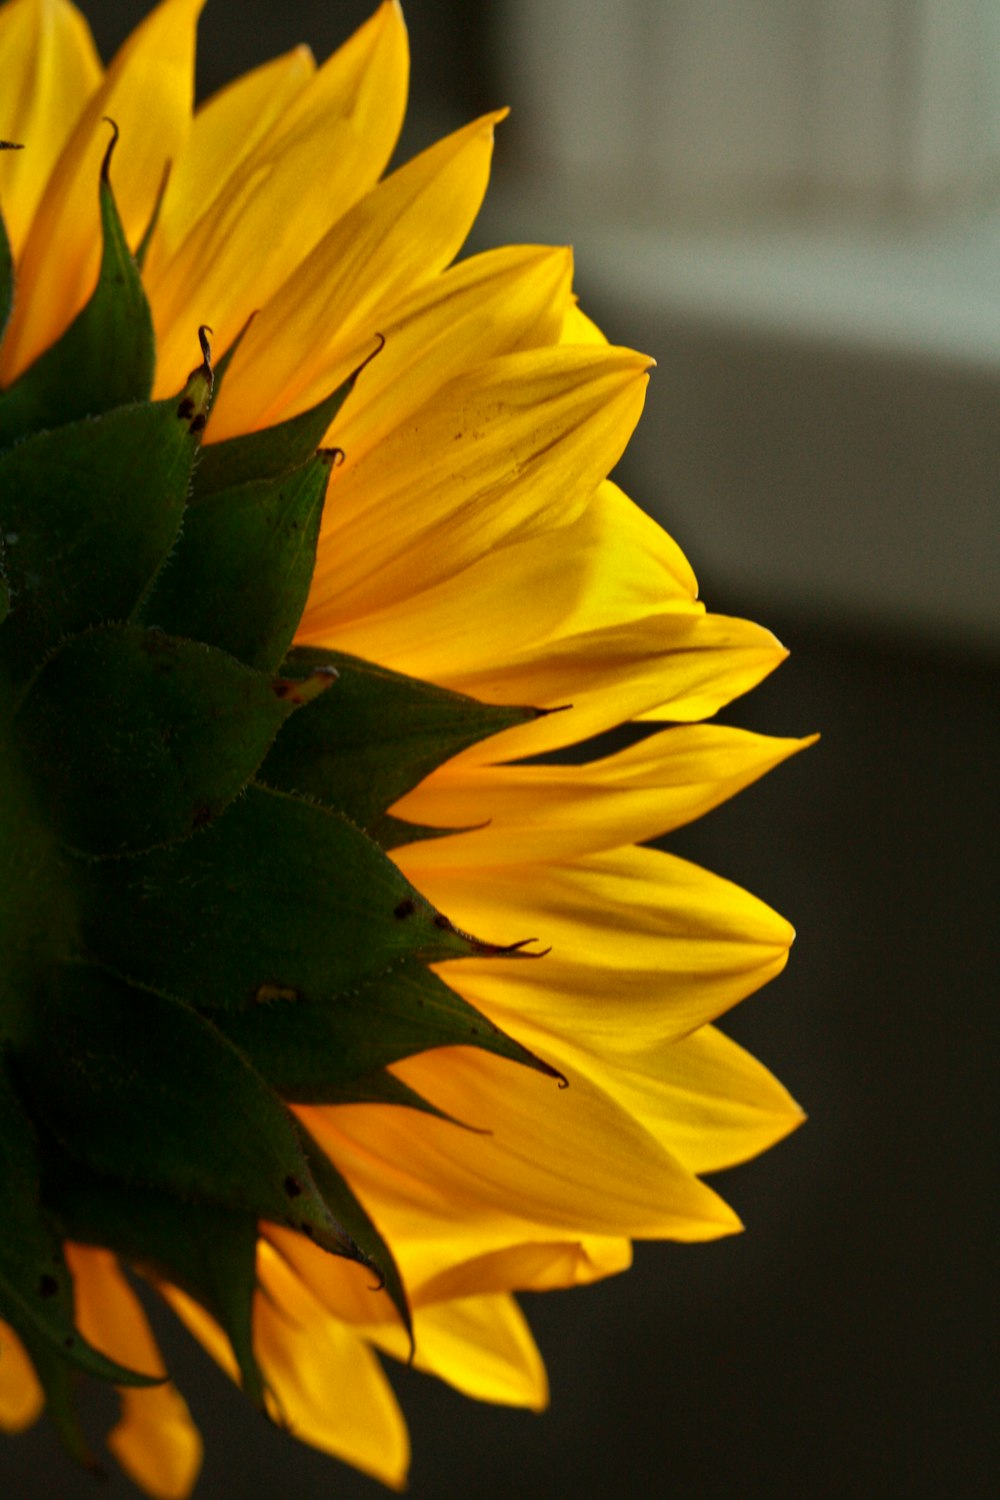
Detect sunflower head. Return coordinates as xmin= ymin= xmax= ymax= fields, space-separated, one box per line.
xmin=0 ymin=1 xmax=808 ymax=1494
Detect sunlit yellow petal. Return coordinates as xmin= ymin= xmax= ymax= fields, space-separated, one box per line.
xmin=560 ymin=1024 xmax=806 ymax=1175
xmin=305 ymin=346 xmax=649 ymax=628
xmin=411 ymin=846 xmax=793 ymax=1049
xmin=560 ymin=297 xmax=608 ymax=345
xmin=302 ymin=1054 xmax=740 ymax=1298
xmin=0 ymin=0 xmax=101 ymax=255
xmin=398 ymin=727 xmax=817 ymax=866
xmin=297 ymin=480 xmax=777 ymax=761
xmin=255 ymin=1245 xmax=409 ymax=1490
xmin=145 ymin=45 xmax=316 ymax=272
xmin=0 ymin=1322 xmax=43 ymax=1433
xmin=65 ymin=1245 xmax=202 ymax=1500
xmin=369 ymin=1293 xmax=549 ymax=1410
xmin=210 ymin=110 xmax=507 ymax=437
xmin=416 ymin=1236 xmax=633 ymax=1303
xmin=329 ymin=243 xmax=575 ymax=458
xmin=149 ymin=0 xmax=409 ymax=394
xmin=0 ymin=0 xmax=203 ymax=382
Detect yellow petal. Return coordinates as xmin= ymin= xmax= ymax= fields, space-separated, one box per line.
xmin=0 ymin=0 xmax=101 ymax=256
xmin=407 ymin=846 xmax=793 ymax=1049
xmin=0 ymin=1321 xmax=43 ymax=1433
xmin=1 ymin=0 xmax=203 ymax=382
xmin=162 ymin=1261 xmax=410 ymax=1491
xmin=255 ymin=1245 xmax=410 ymax=1490
xmin=558 ymin=1023 xmax=806 ymax=1175
xmin=266 ymin=1225 xmax=631 ymax=1326
xmin=145 ymin=44 xmax=316 ymax=273
xmin=300 ymin=1052 xmax=739 ymax=1299
xmin=560 ymin=297 xmax=608 ymax=345
xmin=397 ymin=726 xmax=817 ymax=867
xmin=304 ymin=345 xmax=650 ymax=628
xmin=149 ymin=0 xmax=409 ymax=394
xmin=328 ymin=243 xmax=575 ymax=459
xmin=369 ymin=1294 xmax=549 ymax=1411
xmin=209 ymin=110 xmax=507 ymax=437
xmin=300 ymin=480 xmax=779 ymax=759
xmin=416 ymin=1236 xmax=633 ymax=1304
xmin=65 ymin=1245 xmax=202 ymax=1500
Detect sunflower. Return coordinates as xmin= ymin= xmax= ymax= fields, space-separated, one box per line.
xmin=0 ymin=0 xmax=810 ymax=1494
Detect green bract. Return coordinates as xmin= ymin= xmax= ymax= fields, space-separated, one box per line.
xmin=0 ymin=135 xmax=551 ymax=1466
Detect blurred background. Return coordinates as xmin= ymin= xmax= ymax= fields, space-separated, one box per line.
xmin=3 ymin=2 xmax=996 ymax=1496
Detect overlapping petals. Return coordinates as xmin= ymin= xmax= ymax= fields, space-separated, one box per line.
xmin=0 ymin=0 xmax=806 ymax=1491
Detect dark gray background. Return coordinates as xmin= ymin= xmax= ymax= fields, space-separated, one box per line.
xmin=2 ymin=4 xmax=996 ymax=1497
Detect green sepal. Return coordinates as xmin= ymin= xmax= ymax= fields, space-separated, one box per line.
xmin=214 ymin=957 xmax=562 ymax=1095
xmin=77 ymin=784 xmax=513 ymax=1011
xmin=190 ymin=337 xmax=382 ymax=500
xmin=260 ymin=648 xmax=539 ymax=838
xmin=294 ymin=1121 xmax=412 ymax=1353
xmin=0 ymin=127 xmax=154 ymax=447
xmin=16 ymin=625 xmax=332 ymax=856
xmin=142 ymin=454 xmax=333 ymax=672
xmin=0 ymin=366 xmax=211 ymax=684
xmin=15 ymin=1329 xmax=103 ymax=1477
xmin=0 ymin=1060 xmax=159 ymax=1388
xmin=0 ymin=194 xmax=12 ymax=351
xmin=43 ymin=1152 xmax=266 ymax=1407
xmin=318 ymin=1069 xmax=465 ymax=1123
xmin=10 ymin=963 xmax=368 ymax=1262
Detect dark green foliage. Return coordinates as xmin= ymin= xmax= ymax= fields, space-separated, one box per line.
xmin=0 ymin=127 xmax=154 ymax=447
xmin=216 ymin=956 xmax=561 ymax=1097
xmin=262 ymin=646 xmax=539 ymax=842
xmin=0 ymin=1062 xmax=158 ymax=1389
xmin=0 ymin=377 xmax=208 ymax=685
xmin=77 ymin=784 xmax=499 ymax=1004
xmin=17 ymin=626 xmax=316 ymax=855
xmin=142 ymin=455 xmax=333 ymax=672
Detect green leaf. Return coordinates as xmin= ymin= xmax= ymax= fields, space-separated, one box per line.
xmin=142 ymin=454 xmax=333 ymax=672
xmin=15 ymin=1330 xmax=103 ymax=1476
xmin=77 ymin=784 xmax=509 ymax=1010
xmin=191 ymin=336 xmax=382 ymax=500
xmin=215 ymin=957 xmax=562 ymax=1096
xmin=44 ymin=1152 xmax=265 ymax=1407
xmin=260 ymin=648 xmax=539 ymax=838
xmin=16 ymin=625 xmax=330 ymax=856
xmin=0 ymin=369 xmax=210 ymax=684
xmin=0 ymin=126 xmax=154 ymax=447
xmin=10 ymin=963 xmax=365 ymax=1261
xmin=294 ymin=1120 xmax=412 ymax=1352
xmin=0 ymin=1060 xmax=159 ymax=1388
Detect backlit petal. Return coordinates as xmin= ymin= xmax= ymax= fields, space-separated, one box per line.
xmin=0 ymin=1322 xmax=43 ymax=1432
xmin=329 ymin=243 xmax=575 ymax=459
xmin=369 ymin=1293 xmax=549 ymax=1410
xmin=0 ymin=0 xmax=203 ymax=381
xmin=254 ymin=1245 xmax=410 ymax=1490
xmin=410 ymin=846 xmax=793 ymax=1047
xmin=397 ymin=726 xmax=816 ymax=866
xmin=0 ymin=0 xmax=101 ymax=255
xmin=300 ymin=1054 xmax=740 ymax=1297
xmin=210 ymin=111 xmax=507 ymax=436
xmin=65 ymin=1245 xmax=202 ymax=1500
xmin=149 ymin=1 xmax=409 ymax=393
xmin=305 ymin=346 xmax=650 ymax=626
